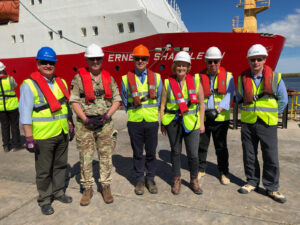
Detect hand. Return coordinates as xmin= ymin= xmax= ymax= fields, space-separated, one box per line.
xmin=205 ymin=109 xmax=219 ymax=121
xmin=69 ymin=122 xmax=75 ymax=141
xmin=25 ymin=136 xmax=37 ymax=153
xmin=161 ymin=124 xmax=167 ymax=136
xmin=99 ymin=114 xmax=110 ymax=125
xmin=84 ymin=117 xmax=101 ymax=130
xmin=200 ymin=124 xmax=205 ymax=134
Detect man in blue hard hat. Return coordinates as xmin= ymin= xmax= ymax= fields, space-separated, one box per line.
xmin=19 ymin=47 xmax=74 ymax=215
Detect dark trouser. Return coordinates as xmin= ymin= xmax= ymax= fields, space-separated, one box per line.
xmin=165 ymin=120 xmax=200 ymax=180
xmin=127 ymin=121 xmax=159 ymax=182
xmin=35 ymin=132 xmax=69 ymax=206
xmin=0 ymin=109 xmax=21 ymax=148
xmin=198 ymin=120 xmax=229 ymax=174
xmin=241 ymin=118 xmax=279 ymax=191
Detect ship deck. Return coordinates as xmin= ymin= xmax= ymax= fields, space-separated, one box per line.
xmin=0 ymin=111 xmax=299 ymax=225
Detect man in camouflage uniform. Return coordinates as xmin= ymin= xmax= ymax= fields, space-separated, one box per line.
xmin=70 ymin=44 xmax=121 ymax=205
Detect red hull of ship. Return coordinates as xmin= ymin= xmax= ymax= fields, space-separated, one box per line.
xmin=2 ymin=32 xmax=285 ymax=95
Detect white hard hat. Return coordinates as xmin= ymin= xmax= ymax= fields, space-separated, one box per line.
xmin=205 ymin=46 xmax=224 ymax=59
xmin=174 ymin=51 xmax=191 ymax=64
xmin=0 ymin=61 xmax=6 ymax=71
xmin=85 ymin=43 xmax=104 ymax=58
xmin=247 ymin=44 xmax=268 ymax=58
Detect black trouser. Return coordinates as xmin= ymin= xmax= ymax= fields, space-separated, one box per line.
xmin=35 ymin=132 xmax=69 ymax=206
xmin=127 ymin=121 xmax=159 ymax=182
xmin=198 ymin=120 xmax=229 ymax=174
xmin=0 ymin=109 xmax=21 ymax=148
xmin=166 ymin=120 xmax=200 ymax=180
xmin=241 ymin=118 xmax=279 ymax=191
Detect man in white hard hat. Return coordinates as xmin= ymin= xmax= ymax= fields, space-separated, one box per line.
xmin=236 ymin=44 xmax=288 ymax=203
xmin=70 ymin=43 xmax=121 ymax=205
xmin=195 ymin=47 xmax=234 ymax=185
xmin=0 ymin=61 xmax=22 ymax=152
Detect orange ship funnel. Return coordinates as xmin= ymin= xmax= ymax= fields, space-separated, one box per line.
xmin=0 ymin=0 xmax=20 ymax=24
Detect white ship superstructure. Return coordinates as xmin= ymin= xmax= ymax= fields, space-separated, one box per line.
xmin=0 ymin=0 xmax=187 ymax=58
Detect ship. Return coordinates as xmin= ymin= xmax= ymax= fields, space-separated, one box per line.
xmin=0 ymin=0 xmax=285 ymax=92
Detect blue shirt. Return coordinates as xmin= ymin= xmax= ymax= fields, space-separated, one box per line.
xmin=19 ymin=76 xmax=72 ymax=124
xmin=206 ymin=73 xmax=235 ymax=110
xmin=235 ymin=73 xmax=288 ymax=114
xmin=121 ymin=69 xmax=163 ymax=110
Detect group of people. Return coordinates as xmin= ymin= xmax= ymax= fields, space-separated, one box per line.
xmin=0 ymin=42 xmax=288 ymax=216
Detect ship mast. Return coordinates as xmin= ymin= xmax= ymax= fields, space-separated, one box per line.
xmin=232 ymin=0 xmax=270 ymax=33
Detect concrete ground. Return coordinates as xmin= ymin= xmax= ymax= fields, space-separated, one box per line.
xmin=0 ymin=110 xmax=299 ymax=225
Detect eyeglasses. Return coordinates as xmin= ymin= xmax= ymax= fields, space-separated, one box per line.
xmin=134 ymin=57 xmax=148 ymax=61
xmin=250 ymin=57 xmax=264 ymax=62
xmin=88 ymin=57 xmax=103 ymax=61
xmin=39 ymin=60 xmax=56 ymax=66
xmin=176 ymin=63 xmax=188 ymax=68
xmin=207 ymin=60 xmax=220 ymax=65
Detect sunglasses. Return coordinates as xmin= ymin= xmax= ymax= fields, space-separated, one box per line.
xmin=134 ymin=57 xmax=148 ymax=61
xmin=39 ymin=60 xmax=56 ymax=66
xmin=207 ymin=60 xmax=220 ymax=65
xmin=88 ymin=57 xmax=103 ymax=61
xmin=250 ymin=57 xmax=264 ymax=62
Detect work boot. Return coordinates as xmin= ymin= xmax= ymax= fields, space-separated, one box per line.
xmin=197 ymin=171 xmax=206 ymax=181
xmin=266 ymin=190 xmax=286 ymax=203
xmin=145 ymin=179 xmax=158 ymax=194
xmin=134 ymin=180 xmax=145 ymax=195
xmin=80 ymin=188 xmax=93 ymax=206
xmin=3 ymin=146 xmax=10 ymax=152
xmin=238 ymin=184 xmax=257 ymax=194
xmin=220 ymin=173 xmax=230 ymax=185
xmin=190 ymin=178 xmax=203 ymax=195
xmin=40 ymin=204 xmax=54 ymax=215
xmin=171 ymin=176 xmax=181 ymax=195
xmin=101 ymin=184 xmax=114 ymax=204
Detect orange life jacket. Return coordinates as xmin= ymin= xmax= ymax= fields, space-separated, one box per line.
xmin=78 ymin=67 xmax=112 ymax=104
xmin=242 ymin=65 xmax=274 ymax=105
xmin=200 ymin=66 xmax=227 ymax=98
xmin=30 ymin=71 xmax=70 ymax=114
xmin=127 ymin=69 xmax=156 ymax=108
xmin=169 ymin=74 xmax=198 ymax=115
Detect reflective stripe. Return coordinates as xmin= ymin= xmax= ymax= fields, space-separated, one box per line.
xmin=149 ymin=85 xmax=155 ymax=89
xmin=128 ymin=103 xmax=159 ymax=110
xmin=31 ymin=79 xmax=46 ymax=104
xmin=0 ymin=96 xmax=15 ymax=100
xmin=132 ymin=92 xmax=139 ymax=97
xmin=272 ymin=72 xmax=279 ymax=93
xmin=176 ymin=98 xmax=186 ymax=104
xmin=243 ymin=106 xmax=278 ymax=112
xmin=168 ymin=98 xmax=189 ymax=104
xmin=188 ymin=90 xmax=196 ymax=94
xmin=32 ymin=114 xmax=68 ymax=122
xmin=183 ymin=109 xmax=198 ymax=115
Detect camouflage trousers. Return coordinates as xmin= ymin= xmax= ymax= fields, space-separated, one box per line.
xmin=75 ymin=119 xmax=117 ymax=189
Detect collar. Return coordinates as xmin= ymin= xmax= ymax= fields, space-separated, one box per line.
xmin=252 ymin=73 xmax=263 ymax=80
xmin=43 ymin=75 xmax=55 ymax=84
xmin=135 ymin=68 xmax=147 ymax=77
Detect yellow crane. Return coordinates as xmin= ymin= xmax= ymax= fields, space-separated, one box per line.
xmin=232 ymin=0 xmax=270 ymax=33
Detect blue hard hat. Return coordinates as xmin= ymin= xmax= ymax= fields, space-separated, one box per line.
xmin=36 ymin=47 xmax=57 ymax=62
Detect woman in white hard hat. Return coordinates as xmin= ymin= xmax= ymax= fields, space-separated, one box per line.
xmin=160 ymin=51 xmax=205 ymax=195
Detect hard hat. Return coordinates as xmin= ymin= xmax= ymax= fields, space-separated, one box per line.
xmin=85 ymin=43 xmax=104 ymax=58
xmin=36 ymin=47 xmax=57 ymax=62
xmin=247 ymin=44 xmax=268 ymax=58
xmin=174 ymin=51 xmax=191 ymax=64
xmin=205 ymin=46 xmax=224 ymax=59
xmin=0 ymin=61 xmax=5 ymax=71
xmin=132 ymin=44 xmax=150 ymax=57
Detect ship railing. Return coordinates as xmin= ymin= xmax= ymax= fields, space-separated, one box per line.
xmin=288 ymin=90 xmax=300 ymax=121
xmin=232 ymin=16 xmax=243 ymax=29
xmin=234 ymin=0 xmax=270 ymax=8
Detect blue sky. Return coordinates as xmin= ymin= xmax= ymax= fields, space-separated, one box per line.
xmin=175 ymin=0 xmax=300 ymax=73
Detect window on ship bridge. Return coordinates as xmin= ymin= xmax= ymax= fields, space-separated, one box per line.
xmin=38 ymin=0 xmax=42 ymax=4
xmin=31 ymin=0 xmax=34 ymax=5
xmin=118 ymin=23 xmax=124 ymax=33
xmin=11 ymin=35 xmax=16 ymax=44
xmin=20 ymin=34 xmax=24 ymax=43
xmin=92 ymin=26 xmax=98 ymax=36
xmin=81 ymin=27 xmax=87 ymax=37
xmin=49 ymin=31 xmax=53 ymax=40
xmin=128 ymin=22 xmax=135 ymax=33
xmin=58 ymin=30 xmax=63 ymax=39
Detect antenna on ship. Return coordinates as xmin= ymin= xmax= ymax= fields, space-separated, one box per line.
xmin=232 ymin=0 xmax=270 ymax=33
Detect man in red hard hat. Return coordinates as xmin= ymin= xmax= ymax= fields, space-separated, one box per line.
xmin=121 ymin=45 xmax=162 ymax=195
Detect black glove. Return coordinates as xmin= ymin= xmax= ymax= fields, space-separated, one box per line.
xmin=84 ymin=117 xmax=102 ymax=130
xmin=205 ymin=109 xmax=219 ymax=121
xmin=69 ymin=123 xmax=75 ymax=141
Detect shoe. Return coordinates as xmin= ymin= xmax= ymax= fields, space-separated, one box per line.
xmin=171 ymin=176 xmax=181 ymax=195
xmin=101 ymin=184 xmax=114 ymax=204
xmin=134 ymin=180 xmax=145 ymax=195
xmin=238 ymin=184 xmax=257 ymax=194
xmin=190 ymin=178 xmax=203 ymax=195
xmin=197 ymin=171 xmax=206 ymax=181
xmin=220 ymin=173 xmax=230 ymax=185
xmin=41 ymin=204 xmax=54 ymax=215
xmin=55 ymin=194 xmax=72 ymax=203
xmin=80 ymin=188 xmax=93 ymax=206
xmin=145 ymin=179 xmax=158 ymax=194
xmin=266 ymin=190 xmax=287 ymax=203
xmin=3 ymin=146 xmax=10 ymax=152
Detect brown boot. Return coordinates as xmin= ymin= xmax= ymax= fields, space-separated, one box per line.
xmin=102 ymin=184 xmax=114 ymax=204
xmin=171 ymin=176 xmax=181 ymax=195
xmin=80 ymin=188 xmax=93 ymax=206
xmin=190 ymin=178 xmax=203 ymax=195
